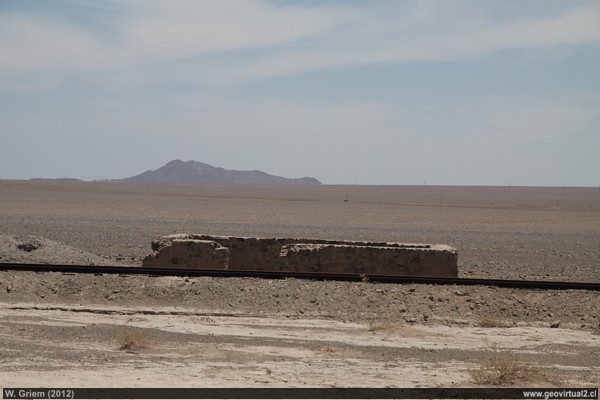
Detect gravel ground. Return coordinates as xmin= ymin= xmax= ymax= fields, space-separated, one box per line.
xmin=0 ymin=180 xmax=599 ymax=330
xmin=1 ymin=270 xmax=599 ymax=331
xmin=1 ymin=180 xmax=599 ymax=281
xmin=1 ymin=180 xmax=599 ymax=387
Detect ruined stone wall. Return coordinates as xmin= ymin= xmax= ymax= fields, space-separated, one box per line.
xmin=143 ymin=234 xmax=458 ymax=277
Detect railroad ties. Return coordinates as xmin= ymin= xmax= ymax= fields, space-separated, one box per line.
xmin=0 ymin=262 xmax=598 ymax=291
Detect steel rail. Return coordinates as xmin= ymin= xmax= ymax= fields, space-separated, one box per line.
xmin=0 ymin=262 xmax=598 ymax=291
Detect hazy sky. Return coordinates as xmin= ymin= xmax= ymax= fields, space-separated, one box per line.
xmin=1 ymin=0 xmax=599 ymax=185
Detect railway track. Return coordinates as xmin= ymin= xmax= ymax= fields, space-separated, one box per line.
xmin=0 ymin=262 xmax=598 ymax=291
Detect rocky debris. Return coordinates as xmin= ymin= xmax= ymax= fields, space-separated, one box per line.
xmin=144 ymin=234 xmax=458 ymax=277
xmin=1 ymin=269 xmax=598 ymax=333
xmin=0 ymin=234 xmax=121 ymax=266
xmin=16 ymin=240 xmax=42 ymax=252
xmin=550 ymin=321 xmax=561 ymax=328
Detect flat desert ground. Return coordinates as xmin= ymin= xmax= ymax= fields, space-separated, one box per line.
xmin=0 ymin=180 xmax=599 ymax=388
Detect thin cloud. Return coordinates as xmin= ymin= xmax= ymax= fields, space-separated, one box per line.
xmin=0 ymin=0 xmax=357 ymax=75
xmin=216 ymin=2 xmax=600 ymax=82
xmin=2 ymin=1 xmax=598 ymax=87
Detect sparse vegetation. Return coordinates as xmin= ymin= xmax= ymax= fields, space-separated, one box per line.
xmin=360 ymin=273 xmax=370 ymax=283
xmin=367 ymin=308 xmax=405 ymax=332
xmin=368 ymin=319 xmax=395 ymax=332
xmin=477 ymin=317 xmax=509 ymax=328
xmin=468 ymin=343 xmax=552 ymax=385
xmin=118 ymin=330 xmax=150 ymax=351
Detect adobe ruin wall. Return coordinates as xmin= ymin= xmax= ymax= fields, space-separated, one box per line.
xmin=143 ymin=234 xmax=458 ymax=277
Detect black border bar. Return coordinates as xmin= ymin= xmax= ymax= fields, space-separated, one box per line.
xmin=3 ymin=388 xmax=599 ymax=399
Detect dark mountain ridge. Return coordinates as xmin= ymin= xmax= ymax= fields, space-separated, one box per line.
xmin=125 ymin=160 xmax=321 ymax=185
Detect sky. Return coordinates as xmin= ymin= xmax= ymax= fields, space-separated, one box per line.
xmin=1 ymin=0 xmax=599 ymax=186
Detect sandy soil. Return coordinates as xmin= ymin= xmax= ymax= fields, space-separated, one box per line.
xmin=1 ymin=302 xmax=598 ymax=387
xmin=0 ymin=180 xmax=599 ymax=388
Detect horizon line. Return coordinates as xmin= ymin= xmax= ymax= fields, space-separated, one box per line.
xmin=2 ymin=178 xmax=599 ymax=190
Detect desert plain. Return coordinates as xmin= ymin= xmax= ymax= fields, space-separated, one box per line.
xmin=0 ymin=180 xmax=599 ymax=388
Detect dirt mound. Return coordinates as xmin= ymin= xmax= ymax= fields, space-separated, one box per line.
xmin=0 ymin=234 xmax=116 ymax=265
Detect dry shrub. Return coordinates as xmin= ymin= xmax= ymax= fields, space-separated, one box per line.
xmin=477 ymin=317 xmax=509 ymax=328
xmin=368 ymin=319 xmax=395 ymax=332
xmin=118 ymin=330 xmax=150 ymax=351
xmin=367 ymin=308 xmax=405 ymax=332
xmin=468 ymin=344 xmax=550 ymax=386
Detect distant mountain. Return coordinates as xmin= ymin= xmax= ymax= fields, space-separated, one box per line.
xmin=125 ymin=160 xmax=321 ymax=185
